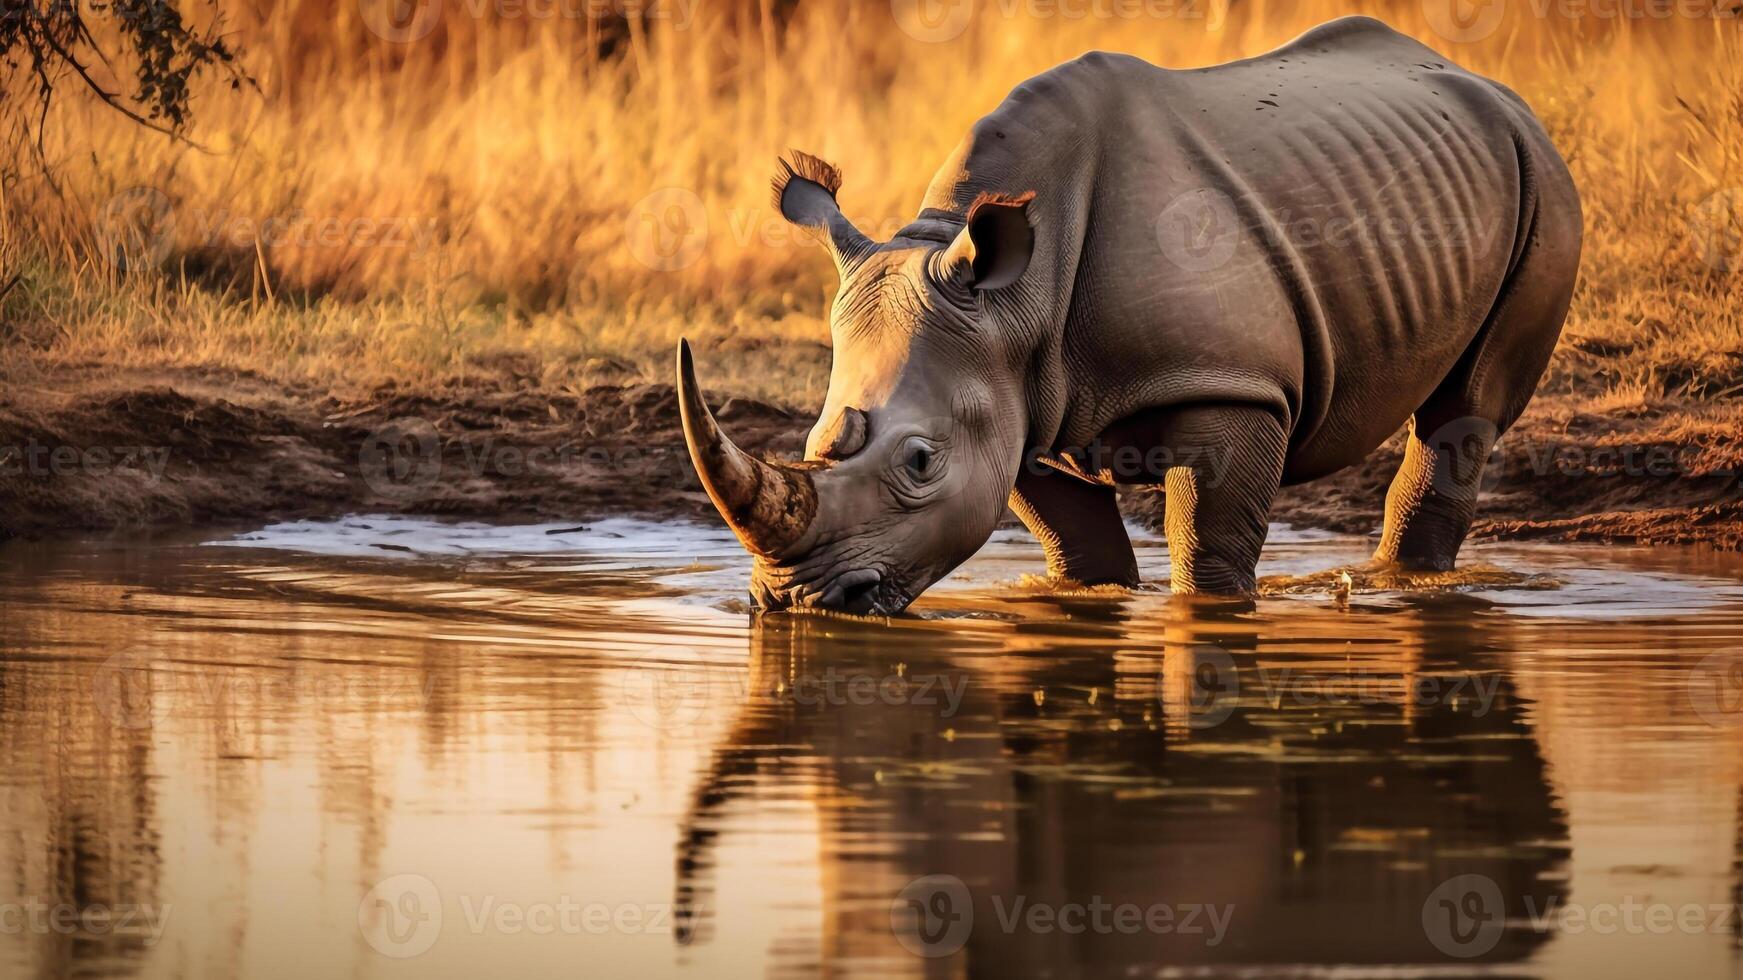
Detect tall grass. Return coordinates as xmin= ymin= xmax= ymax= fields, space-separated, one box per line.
xmin=1 ymin=0 xmax=1739 ymax=404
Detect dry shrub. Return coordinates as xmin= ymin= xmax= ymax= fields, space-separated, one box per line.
xmin=0 ymin=0 xmax=1738 ymax=405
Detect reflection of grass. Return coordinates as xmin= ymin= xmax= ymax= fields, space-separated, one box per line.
xmin=2 ymin=1 xmax=1740 ymax=415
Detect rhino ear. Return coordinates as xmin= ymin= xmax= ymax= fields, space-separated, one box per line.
xmin=772 ymin=151 xmax=872 ymax=267
xmin=944 ymin=191 xmax=1036 ymax=291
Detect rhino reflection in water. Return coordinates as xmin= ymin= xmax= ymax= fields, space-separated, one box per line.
xmin=670 ymin=596 xmax=1570 ymax=974
xmin=678 ymin=16 xmax=1582 ymax=613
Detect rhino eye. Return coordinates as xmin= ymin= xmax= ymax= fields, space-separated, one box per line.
xmin=900 ymin=438 xmax=940 ymax=482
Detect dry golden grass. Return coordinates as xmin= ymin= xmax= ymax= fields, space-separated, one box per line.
xmin=2 ymin=0 xmax=1740 ymax=408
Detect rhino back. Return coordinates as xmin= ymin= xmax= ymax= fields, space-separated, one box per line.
xmin=941 ymin=18 xmax=1568 ymax=475
xmin=1163 ymin=18 xmax=1544 ymax=477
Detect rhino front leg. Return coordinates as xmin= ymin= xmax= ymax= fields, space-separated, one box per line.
xmin=1009 ymin=465 xmax=1139 ymax=586
xmin=1152 ymin=405 xmax=1288 ymax=594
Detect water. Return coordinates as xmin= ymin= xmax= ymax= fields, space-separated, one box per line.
xmin=4 ymin=518 xmax=1743 ymax=979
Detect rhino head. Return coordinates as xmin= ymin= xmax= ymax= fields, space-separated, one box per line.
xmin=678 ymin=152 xmax=1038 ymax=615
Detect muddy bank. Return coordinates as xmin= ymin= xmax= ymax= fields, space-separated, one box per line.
xmin=1 ymin=363 xmax=1738 ymax=551
xmin=0 ymin=363 xmax=803 ymax=540
xmin=1277 ymin=398 xmax=1743 ymax=550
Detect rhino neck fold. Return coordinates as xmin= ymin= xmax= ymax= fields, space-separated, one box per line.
xmin=918 ymin=128 xmax=1100 ymax=460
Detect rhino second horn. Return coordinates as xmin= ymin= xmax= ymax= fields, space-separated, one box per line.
xmin=676 ymin=339 xmax=818 ymax=559
xmin=813 ymin=406 xmax=867 ymax=461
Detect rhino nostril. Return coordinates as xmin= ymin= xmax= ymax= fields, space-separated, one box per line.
xmin=842 ymin=580 xmax=878 ymax=608
xmin=834 ymin=570 xmax=883 ymax=613
xmin=751 ymin=579 xmax=793 ymax=611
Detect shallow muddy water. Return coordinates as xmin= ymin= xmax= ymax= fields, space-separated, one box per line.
xmin=4 ymin=518 xmax=1743 ymax=979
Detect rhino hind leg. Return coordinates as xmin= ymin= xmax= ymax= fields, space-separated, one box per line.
xmin=1150 ymin=405 xmax=1290 ymax=594
xmin=1374 ymin=417 xmax=1497 ymax=572
xmin=1375 ymin=187 xmax=1579 ymax=571
xmin=1009 ymin=467 xmax=1139 ymax=586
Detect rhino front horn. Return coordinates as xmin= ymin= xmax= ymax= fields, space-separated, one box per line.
xmin=676 ymin=339 xmax=818 ymax=559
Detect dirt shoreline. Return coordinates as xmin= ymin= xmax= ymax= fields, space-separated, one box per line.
xmin=2 ymin=362 xmax=1738 ymax=552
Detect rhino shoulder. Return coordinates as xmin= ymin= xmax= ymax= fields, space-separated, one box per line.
xmin=954 ymin=51 xmax=1161 ymax=166
xmin=1284 ymin=15 xmax=1415 ymax=51
xmin=1005 ymin=49 xmax=1161 ymax=107
xmin=1000 ymin=50 xmax=1168 ymax=129
xmin=1064 ymin=49 xmax=1154 ymax=74
xmin=1268 ymin=16 xmax=1452 ymax=67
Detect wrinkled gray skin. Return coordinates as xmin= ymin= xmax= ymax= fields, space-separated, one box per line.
xmin=678 ymin=16 xmax=1581 ymax=614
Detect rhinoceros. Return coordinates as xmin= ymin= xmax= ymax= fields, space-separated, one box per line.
xmin=677 ymin=16 xmax=1581 ymax=614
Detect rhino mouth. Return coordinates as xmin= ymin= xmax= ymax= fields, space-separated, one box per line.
xmin=752 ymin=563 xmax=913 ymax=617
